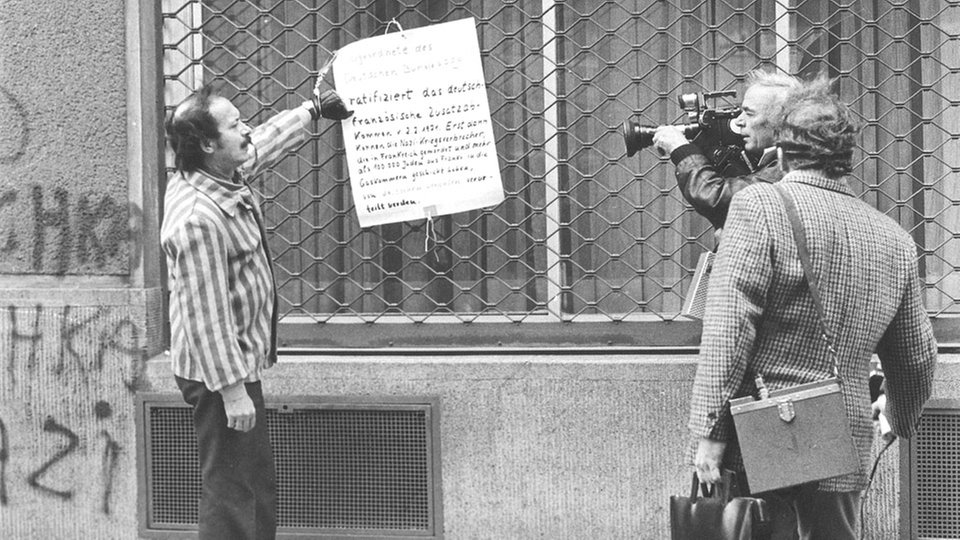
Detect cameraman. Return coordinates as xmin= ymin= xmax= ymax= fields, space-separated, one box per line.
xmin=652 ymin=70 xmax=801 ymax=231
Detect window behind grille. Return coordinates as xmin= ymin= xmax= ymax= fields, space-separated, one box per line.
xmin=161 ymin=1 xmax=960 ymax=347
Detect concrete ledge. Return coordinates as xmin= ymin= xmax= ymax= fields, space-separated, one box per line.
xmin=142 ymin=353 xmax=960 ymax=538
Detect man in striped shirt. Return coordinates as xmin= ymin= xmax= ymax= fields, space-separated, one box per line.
xmin=161 ymin=85 xmax=351 ymax=540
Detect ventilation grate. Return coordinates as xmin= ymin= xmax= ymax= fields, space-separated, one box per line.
xmin=911 ymin=403 xmax=960 ymax=540
xmin=137 ymin=394 xmax=442 ymax=539
xmin=147 ymin=406 xmax=202 ymax=527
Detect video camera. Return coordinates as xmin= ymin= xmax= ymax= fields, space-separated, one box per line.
xmin=621 ymin=91 xmax=753 ymax=176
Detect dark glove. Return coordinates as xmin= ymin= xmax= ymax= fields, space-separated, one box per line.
xmin=311 ymin=89 xmax=353 ymax=121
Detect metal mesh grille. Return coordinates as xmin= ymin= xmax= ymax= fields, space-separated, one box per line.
xmin=273 ymin=407 xmax=431 ymax=531
xmin=148 ymin=407 xmax=202 ymax=526
xmin=914 ymin=410 xmax=960 ymax=539
xmin=161 ymin=1 xmax=960 ymax=340
xmin=144 ymin=401 xmax=436 ymax=535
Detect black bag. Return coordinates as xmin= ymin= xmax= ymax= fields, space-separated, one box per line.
xmin=670 ymin=470 xmax=771 ymax=540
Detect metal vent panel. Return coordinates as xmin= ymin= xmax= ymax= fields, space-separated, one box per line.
xmin=911 ymin=402 xmax=960 ymax=540
xmin=137 ymin=394 xmax=442 ymax=539
xmin=147 ymin=406 xmax=203 ymax=528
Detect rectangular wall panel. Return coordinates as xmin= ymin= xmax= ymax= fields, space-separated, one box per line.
xmin=136 ymin=393 xmax=443 ymax=539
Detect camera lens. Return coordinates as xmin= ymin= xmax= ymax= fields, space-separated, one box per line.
xmin=622 ymin=120 xmax=655 ymax=157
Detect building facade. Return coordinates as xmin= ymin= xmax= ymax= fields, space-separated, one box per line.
xmin=0 ymin=1 xmax=958 ymax=538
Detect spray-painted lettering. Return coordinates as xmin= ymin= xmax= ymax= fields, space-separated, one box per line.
xmin=6 ymin=305 xmax=148 ymax=394
xmin=98 ymin=430 xmax=120 ymax=515
xmin=0 ymin=190 xmax=17 ymax=253
xmin=0 ymin=412 xmax=122 ymax=514
xmin=27 ymin=416 xmax=79 ymax=501
xmin=0 ymin=86 xmax=29 ymax=164
xmin=0 ymin=186 xmax=142 ymax=274
xmin=6 ymin=304 xmax=42 ymax=389
xmin=0 ymin=416 xmax=7 ymax=506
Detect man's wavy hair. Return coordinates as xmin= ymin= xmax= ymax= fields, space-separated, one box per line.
xmin=165 ymin=86 xmax=220 ymax=173
xmin=775 ymin=78 xmax=860 ymax=179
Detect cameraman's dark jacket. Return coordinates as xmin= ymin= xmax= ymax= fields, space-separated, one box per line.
xmin=669 ymin=143 xmax=782 ymax=229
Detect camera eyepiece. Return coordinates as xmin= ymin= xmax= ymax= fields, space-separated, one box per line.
xmin=677 ymin=93 xmax=700 ymax=113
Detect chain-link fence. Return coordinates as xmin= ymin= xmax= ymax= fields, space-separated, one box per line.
xmin=162 ymin=1 xmax=960 ymax=346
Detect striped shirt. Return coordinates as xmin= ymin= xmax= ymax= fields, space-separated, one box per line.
xmin=161 ymin=105 xmax=312 ymax=391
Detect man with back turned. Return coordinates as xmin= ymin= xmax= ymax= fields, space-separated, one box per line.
xmin=686 ymin=79 xmax=937 ymax=538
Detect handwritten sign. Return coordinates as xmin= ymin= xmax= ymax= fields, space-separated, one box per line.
xmin=333 ymin=18 xmax=504 ymax=228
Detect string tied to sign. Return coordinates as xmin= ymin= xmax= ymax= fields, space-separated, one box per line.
xmin=384 ymin=17 xmax=405 ymax=35
xmin=313 ymin=49 xmax=337 ymax=104
xmin=423 ymin=206 xmax=439 ymax=263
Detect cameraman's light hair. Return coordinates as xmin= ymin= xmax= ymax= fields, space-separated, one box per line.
xmin=744 ymin=69 xmax=802 ymax=94
xmin=743 ymin=69 xmax=803 ymax=127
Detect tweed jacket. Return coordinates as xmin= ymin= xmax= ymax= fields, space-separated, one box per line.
xmin=688 ymin=170 xmax=937 ymax=492
xmin=670 ymin=143 xmax=783 ymax=229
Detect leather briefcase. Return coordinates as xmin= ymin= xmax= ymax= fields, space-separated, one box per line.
xmin=729 ymin=378 xmax=859 ymax=494
xmin=670 ymin=470 xmax=771 ymax=540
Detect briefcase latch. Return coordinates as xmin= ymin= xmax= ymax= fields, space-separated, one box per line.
xmin=777 ymin=400 xmax=796 ymax=423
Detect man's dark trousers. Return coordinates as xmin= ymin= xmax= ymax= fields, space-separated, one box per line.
xmin=761 ymin=482 xmax=861 ymax=539
xmin=177 ymin=377 xmax=277 ymax=540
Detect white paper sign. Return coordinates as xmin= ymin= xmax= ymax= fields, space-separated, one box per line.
xmin=334 ymin=18 xmax=504 ymax=228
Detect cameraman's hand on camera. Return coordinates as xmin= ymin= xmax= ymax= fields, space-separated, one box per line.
xmin=652 ymin=126 xmax=689 ymax=157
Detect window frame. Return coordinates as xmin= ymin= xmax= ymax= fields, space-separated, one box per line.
xmin=156 ymin=0 xmax=960 ymax=351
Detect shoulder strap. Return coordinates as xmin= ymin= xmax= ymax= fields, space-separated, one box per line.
xmin=773 ymin=184 xmax=840 ymax=379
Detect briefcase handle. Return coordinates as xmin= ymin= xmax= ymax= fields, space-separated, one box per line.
xmin=774 ymin=184 xmax=841 ymax=382
xmin=689 ymin=469 xmax=738 ymax=502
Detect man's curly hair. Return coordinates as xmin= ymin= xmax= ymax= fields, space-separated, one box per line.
xmin=775 ymin=78 xmax=860 ymax=178
xmin=165 ymin=86 xmax=220 ymax=173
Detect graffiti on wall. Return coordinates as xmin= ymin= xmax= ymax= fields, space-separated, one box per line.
xmin=26 ymin=416 xmax=79 ymax=501
xmin=0 ymin=86 xmax=143 ymax=275
xmin=5 ymin=305 xmax=147 ymax=392
xmin=1 ymin=304 xmax=150 ymax=515
xmin=0 ymin=417 xmax=7 ymax=506
xmin=0 ymin=410 xmax=125 ymax=515
xmin=0 ymin=87 xmax=28 ymax=165
xmin=0 ymin=187 xmax=143 ymax=274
